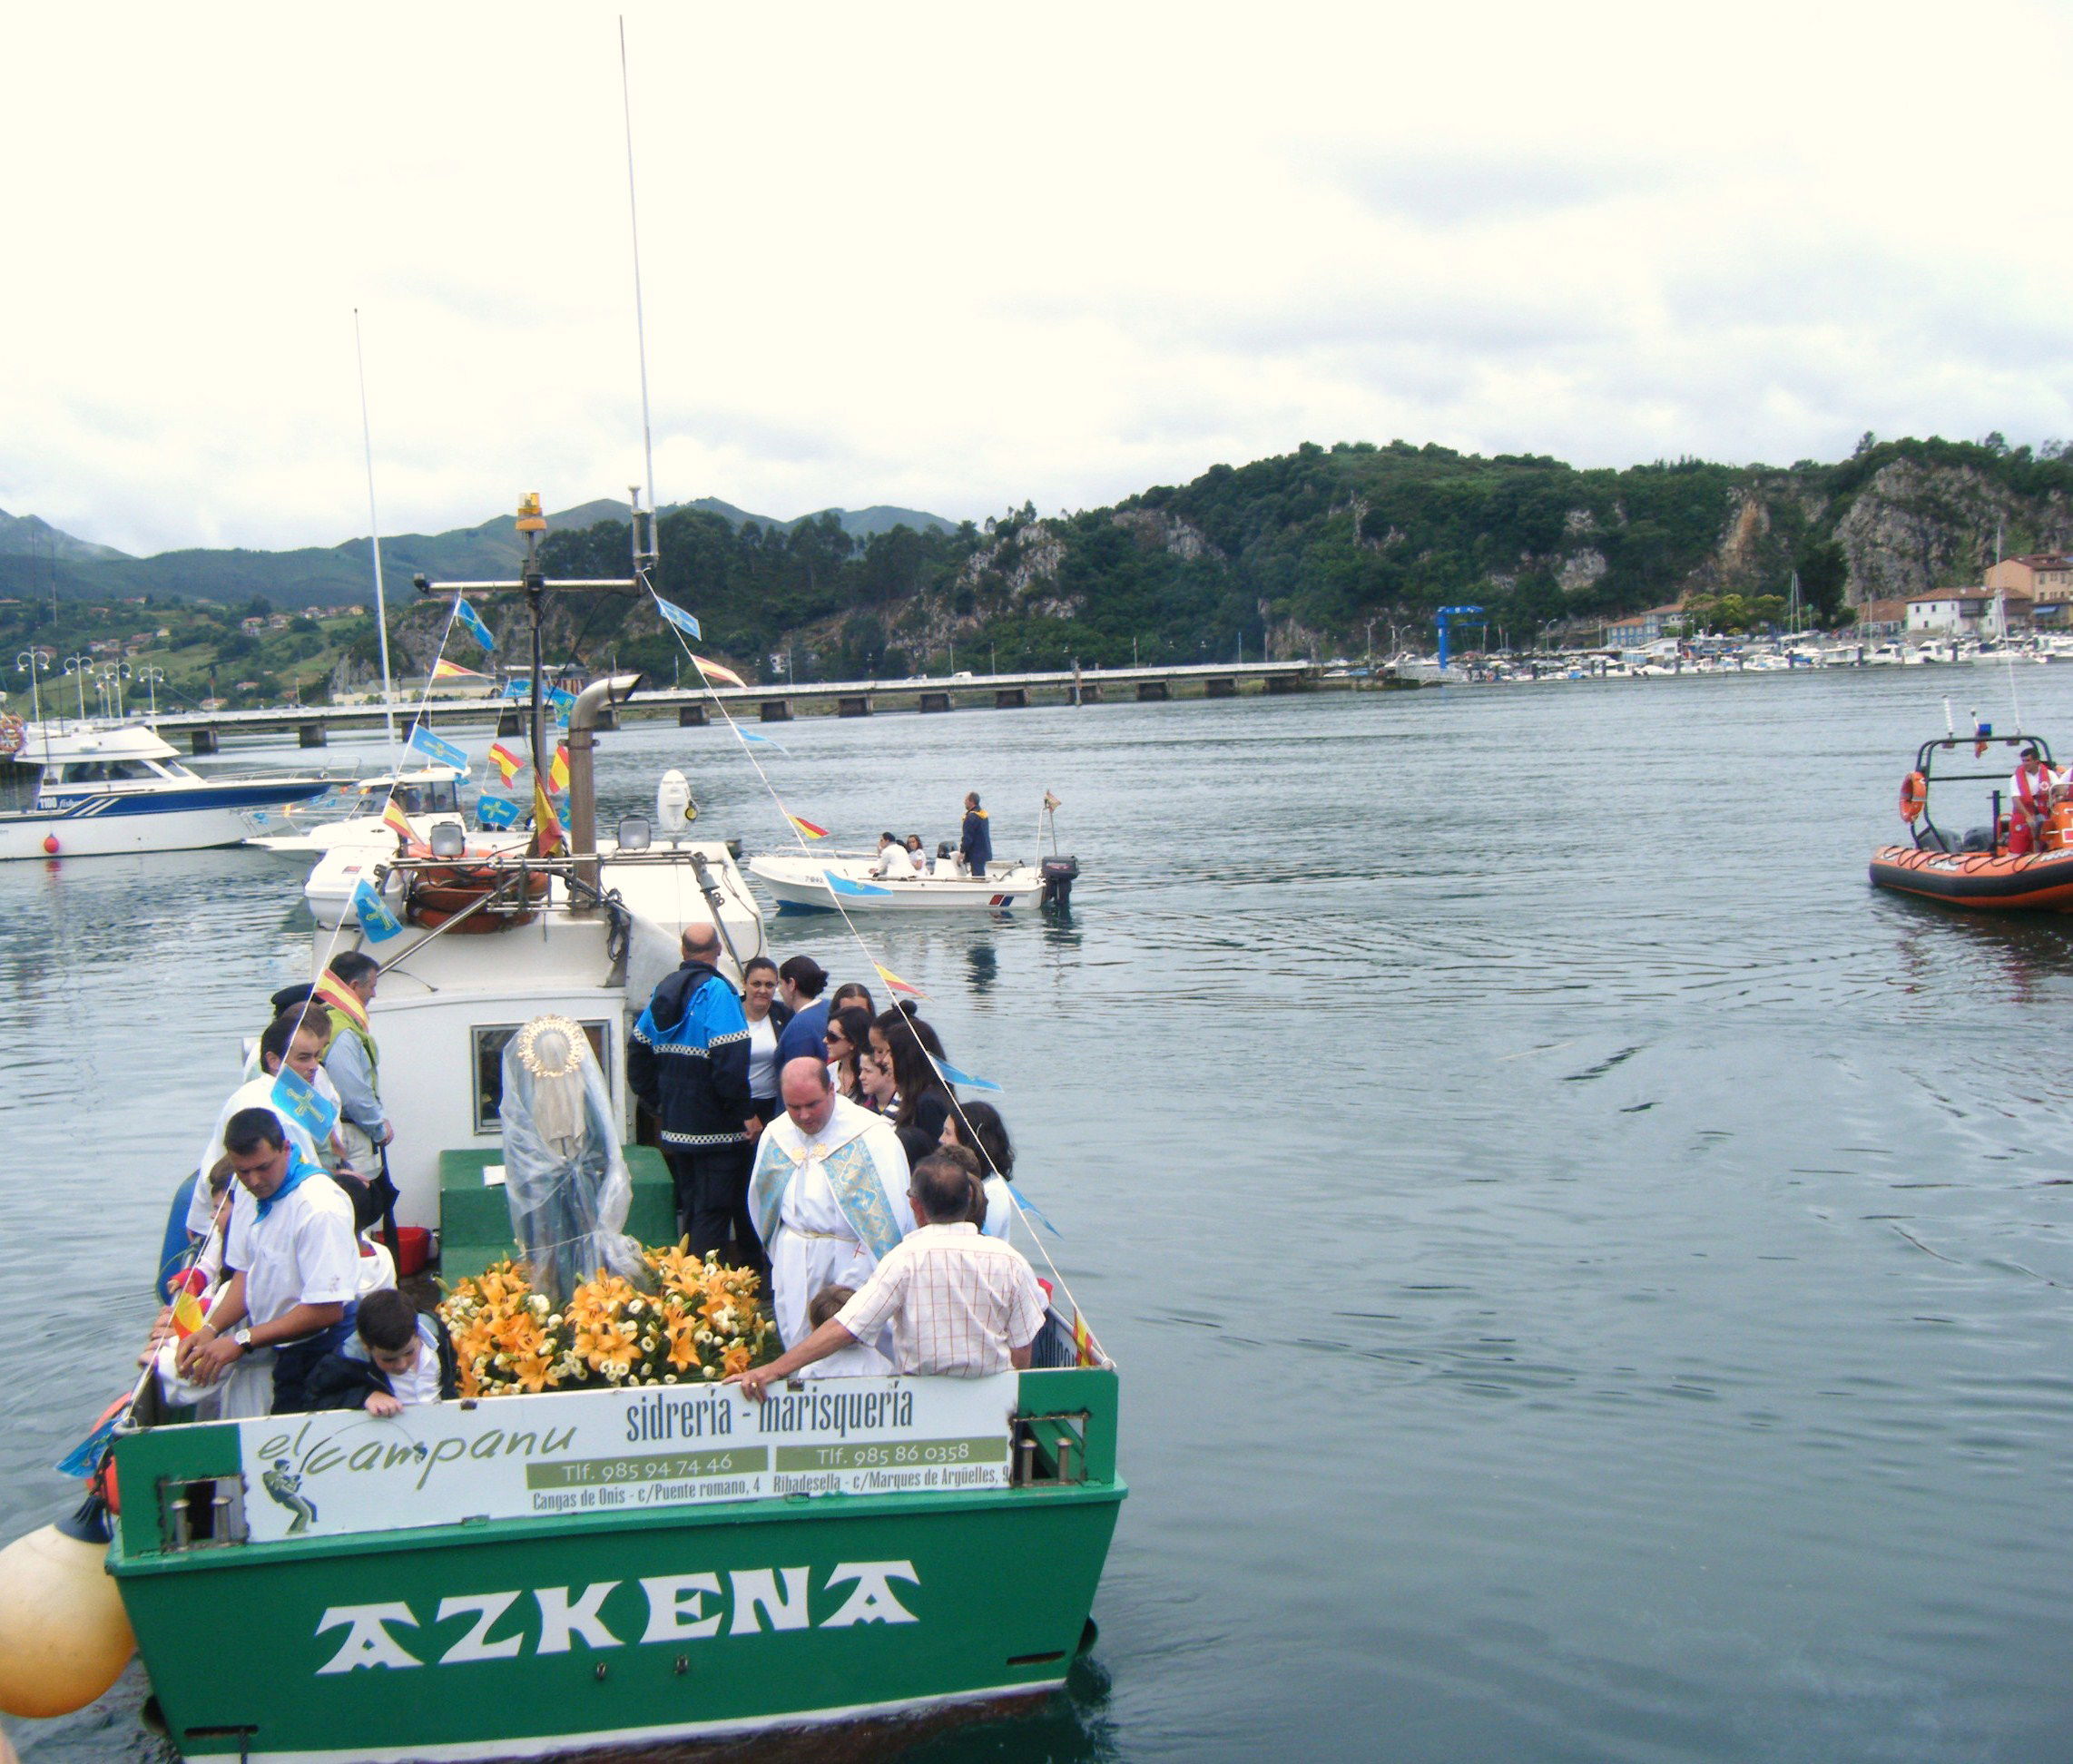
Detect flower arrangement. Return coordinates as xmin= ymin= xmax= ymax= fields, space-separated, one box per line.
xmin=439 ymin=1244 xmax=777 ymax=1398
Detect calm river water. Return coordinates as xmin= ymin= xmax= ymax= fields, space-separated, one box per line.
xmin=6 ymin=668 xmax=2073 ymax=1763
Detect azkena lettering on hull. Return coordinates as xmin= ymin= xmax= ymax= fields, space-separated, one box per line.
xmin=313 ymin=1563 xmax=919 ymax=1672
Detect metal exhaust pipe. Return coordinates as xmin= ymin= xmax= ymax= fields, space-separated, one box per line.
xmin=567 ymin=672 xmax=643 ymax=897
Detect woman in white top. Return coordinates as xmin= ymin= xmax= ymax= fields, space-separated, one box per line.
xmin=742 ymin=956 xmax=783 ymax=1140
xmin=941 ymin=1100 xmax=1017 ymax=1239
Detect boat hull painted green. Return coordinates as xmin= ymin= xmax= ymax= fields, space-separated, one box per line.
xmin=109 ymin=1370 xmax=1123 ymax=1763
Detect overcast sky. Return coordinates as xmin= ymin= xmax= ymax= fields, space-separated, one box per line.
xmin=6 ymin=2 xmax=2072 ymax=556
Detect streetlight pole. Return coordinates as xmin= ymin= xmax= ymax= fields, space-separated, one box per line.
xmin=136 ymin=666 xmax=166 ymax=725
xmin=15 ymin=652 xmax=49 ymax=725
xmin=64 ymin=654 xmax=91 ymax=722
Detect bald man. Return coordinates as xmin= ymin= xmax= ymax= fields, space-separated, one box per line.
xmin=628 ymin=922 xmax=763 ymax=1271
xmin=747 ymin=1056 xmax=913 ymax=1348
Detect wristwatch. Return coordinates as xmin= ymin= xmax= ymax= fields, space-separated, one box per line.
xmin=232 ymin=1328 xmax=254 ymax=1353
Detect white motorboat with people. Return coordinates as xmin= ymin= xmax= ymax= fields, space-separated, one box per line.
xmin=752 ymin=848 xmax=1047 ymax=911
xmin=241 ymin=763 xmax=480 ymax=854
xmin=0 ymin=714 xmax=329 ymax=861
xmin=749 ymin=797 xmax=1078 ymax=913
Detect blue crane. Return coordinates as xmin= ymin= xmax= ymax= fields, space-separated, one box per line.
xmin=1434 ymin=605 xmax=1484 ymax=673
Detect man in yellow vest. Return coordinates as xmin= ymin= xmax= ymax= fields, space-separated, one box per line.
xmin=317 ymin=952 xmax=391 ymax=1170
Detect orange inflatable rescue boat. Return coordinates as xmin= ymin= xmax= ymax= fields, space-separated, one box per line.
xmin=1870 ymin=731 xmax=2073 ymax=911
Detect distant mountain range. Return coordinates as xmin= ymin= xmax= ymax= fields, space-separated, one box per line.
xmin=0 ymin=496 xmax=958 ymax=610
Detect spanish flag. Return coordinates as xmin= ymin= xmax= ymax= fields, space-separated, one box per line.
xmin=549 ymin=745 xmax=570 ymax=792
xmin=171 ymin=1289 xmax=209 ymax=1340
xmin=431 ymin=658 xmax=486 ymax=681
xmin=787 ymin=813 xmax=830 ymax=840
xmin=873 ymin=962 xmax=928 ymax=1002
xmin=314 ymin=968 xmax=370 ymax=1034
xmin=487 ymin=740 xmax=526 ymax=784
xmin=693 ymin=654 xmax=747 ymax=689
xmin=532 ymin=777 xmax=566 ymax=857
xmin=1073 ymin=1310 xmax=1097 ymax=1367
xmin=382 ymin=798 xmax=429 ymax=857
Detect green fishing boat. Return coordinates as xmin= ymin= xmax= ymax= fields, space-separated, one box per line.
xmin=108 ymin=1356 xmax=1121 ymax=1760
xmin=38 ymin=555 xmax=1125 ymax=1758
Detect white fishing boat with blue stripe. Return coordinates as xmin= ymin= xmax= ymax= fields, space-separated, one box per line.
xmin=0 ymin=717 xmax=329 ymax=860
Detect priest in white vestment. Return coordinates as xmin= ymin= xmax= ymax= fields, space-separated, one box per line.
xmin=749 ymin=1057 xmax=913 ymax=1347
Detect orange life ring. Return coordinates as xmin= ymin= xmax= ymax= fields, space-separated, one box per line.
xmin=1900 ymin=770 xmax=1928 ymax=822
xmin=405 ymin=865 xmax=548 ymax=931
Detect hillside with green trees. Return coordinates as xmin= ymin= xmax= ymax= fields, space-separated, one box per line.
xmin=497 ymin=433 xmax=2073 ymax=681
xmin=10 ymin=433 xmax=2073 ymax=706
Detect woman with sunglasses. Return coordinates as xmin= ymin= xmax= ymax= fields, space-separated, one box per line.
xmin=824 ymin=1004 xmax=874 ymax=1102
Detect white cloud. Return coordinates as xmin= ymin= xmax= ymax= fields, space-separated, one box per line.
xmin=4 ymin=1 xmax=2072 ymax=554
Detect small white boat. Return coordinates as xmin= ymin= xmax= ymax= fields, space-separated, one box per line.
xmin=0 ymin=717 xmax=329 ymax=860
xmin=242 ymin=763 xmax=481 ymax=854
xmin=750 ymin=849 xmax=1045 ymax=912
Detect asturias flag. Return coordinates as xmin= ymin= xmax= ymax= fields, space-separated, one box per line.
xmin=654 ymin=596 xmax=702 ymax=640
xmin=407 ymin=722 xmax=471 ymax=771
xmin=351 ymin=877 xmax=405 ymax=942
xmin=454 ymin=598 xmax=496 ymax=652
xmin=271 ymin=1062 xmax=341 ymax=1141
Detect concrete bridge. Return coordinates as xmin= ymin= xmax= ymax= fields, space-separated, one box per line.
xmin=150 ymin=661 xmax=1321 ymax=751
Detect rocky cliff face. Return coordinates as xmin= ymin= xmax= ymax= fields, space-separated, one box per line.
xmin=1828 ymin=459 xmax=2072 ymax=603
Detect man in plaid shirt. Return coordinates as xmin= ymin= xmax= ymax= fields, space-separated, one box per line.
xmin=730 ymin=1153 xmax=1048 ymax=1396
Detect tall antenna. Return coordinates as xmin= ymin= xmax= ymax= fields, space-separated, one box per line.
xmin=353 ymin=308 xmax=399 ymax=759
xmin=619 ymin=15 xmax=659 ymax=579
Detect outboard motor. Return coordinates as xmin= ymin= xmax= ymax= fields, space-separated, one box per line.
xmin=655 ymin=769 xmax=695 ymax=842
xmin=1039 ymin=854 xmax=1079 ymax=911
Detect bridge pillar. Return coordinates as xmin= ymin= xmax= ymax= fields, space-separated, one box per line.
xmin=1266 ymin=673 xmax=1307 ymax=693
xmin=593 ymin=708 xmax=618 ymax=731
xmin=497 ymin=710 xmax=524 ymax=736
xmin=760 ymin=700 xmax=793 ymax=722
xmin=190 ymin=728 xmax=220 ymax=755
xmin=678 ymin=703 xmax=707 ymax=727
xmin=1136 ymin=681 xmax=1170 ymax=701
xmin=1205 ymin=678 xmax=1237 ymax=698
xmin=298 ymin=722 xmax=328 ymax=748
xmin=1075 ymin=682 xmax=1101 ymax=704
xmin=995 ymin=687 xmax=1028 ymax=709
xmin=918 ymin=691 xmax=952 ymax=714
xmin=837 ymin=696 xmax=872 ymax=718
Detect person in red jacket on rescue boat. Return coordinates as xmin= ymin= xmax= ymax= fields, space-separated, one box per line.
xmin=2008 ymin=746 xmax=2066 ymax=856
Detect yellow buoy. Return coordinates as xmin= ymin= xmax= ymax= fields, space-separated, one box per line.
xmin=0 ymin=1524 xmax=135 ymax=1718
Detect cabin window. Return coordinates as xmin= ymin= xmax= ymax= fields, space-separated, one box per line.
xmin=0 ymin=762 xmax=40 ymax=813
xmin=471 ymin=1020 xmax=611 ymax=1133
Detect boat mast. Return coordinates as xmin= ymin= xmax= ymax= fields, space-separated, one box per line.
xmin=354 ymin=309 xmax=400 ymax=760
xmin=620 ymin=17 xmax=659 ymax=584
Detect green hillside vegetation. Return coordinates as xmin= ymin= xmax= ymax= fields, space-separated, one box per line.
xmin=9 ymin=433 xmax=2071 ymax=701
xmin=0 ymin=593 xmax=377 ymax=712
xmin=519 ymin=434 xmax=2073 ymax=681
